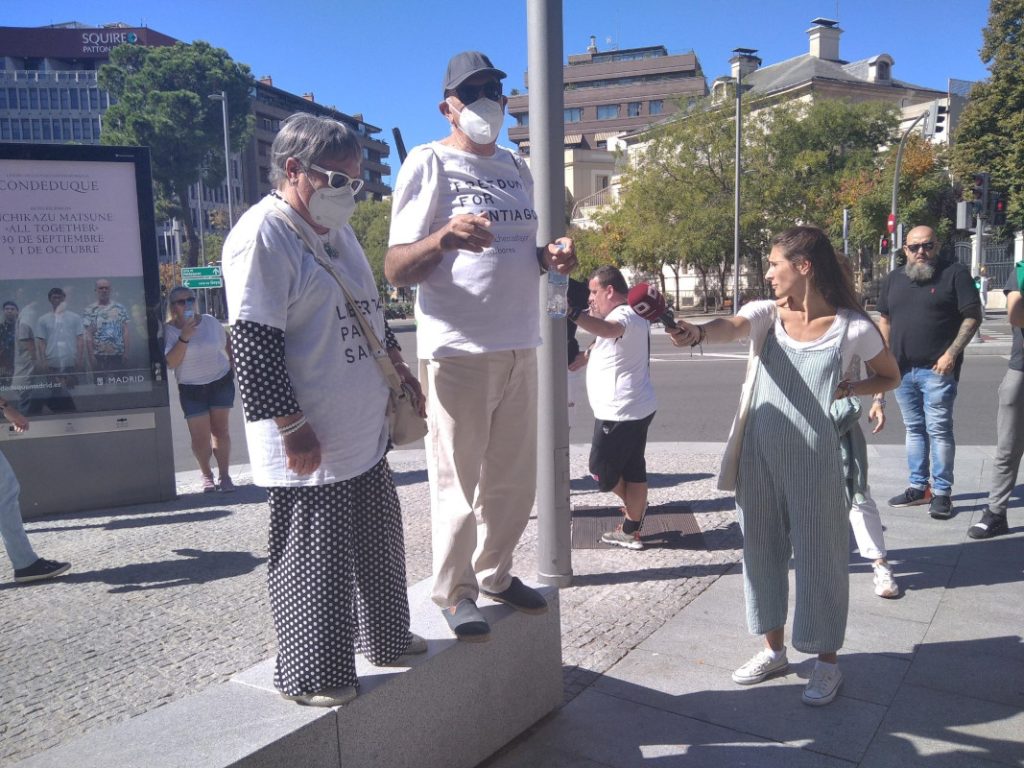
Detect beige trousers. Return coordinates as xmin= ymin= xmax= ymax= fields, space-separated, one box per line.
xmin=421 ymin=349 xmax=538 ymax=608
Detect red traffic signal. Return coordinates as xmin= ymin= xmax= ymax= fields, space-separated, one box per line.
xmin=992 ymin=193 xmax=1008 ymax=226
xmin=880 ymin=235 xmax=891 ymax=255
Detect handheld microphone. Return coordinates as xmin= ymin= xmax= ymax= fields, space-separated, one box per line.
xmin=626 ymin=282 xmax=678 ymax=330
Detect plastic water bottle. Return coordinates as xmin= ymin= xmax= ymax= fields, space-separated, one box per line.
xmin=546 ymin=245 xmax=569 ymax=318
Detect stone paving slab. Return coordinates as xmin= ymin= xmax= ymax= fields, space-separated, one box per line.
xmin=1 ymin=444 xmax=740 ymax=766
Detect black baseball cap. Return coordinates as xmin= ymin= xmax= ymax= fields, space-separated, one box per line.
xmin=443 ymin=51 xmax=507 ymax=92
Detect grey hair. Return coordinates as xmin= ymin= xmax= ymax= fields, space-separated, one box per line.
xmin=165 ymin=285 xmax=193 ymax=322
xmin=269 ymin=113 xmax=360 ymax=186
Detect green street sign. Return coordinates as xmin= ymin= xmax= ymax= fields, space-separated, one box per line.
xmin=182 ymin=277 xmax=223 ymax=288
xmin=181 ymin=265 xmax=223 ymax=289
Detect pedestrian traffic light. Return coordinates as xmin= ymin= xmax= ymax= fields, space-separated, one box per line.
xmin=992 ymin=193 xmax=1008 ymax=226
xmin=971 ymin=172 xmax=990 ymax=217
xmin=880 ymin=235 xmax=890 ymax=255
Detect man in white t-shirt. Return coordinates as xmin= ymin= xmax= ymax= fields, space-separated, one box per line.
xmin=572 ymin=266 xmax=657 ymax=550
xmin=385 ymin=51 xmax=577 ymax=641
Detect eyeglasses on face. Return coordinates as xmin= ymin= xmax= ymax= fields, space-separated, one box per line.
xmin=905 ymin=242 xmax=936 ymax=254
xmin=308 ymin=163 xmax=364 ymax=195
xmin=172 ymin=297 xmax=196 ymax=306
xmin=454 ymin=80 xmax=503 ymax=105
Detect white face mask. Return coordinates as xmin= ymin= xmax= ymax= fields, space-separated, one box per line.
xmin=451 ymin=97 xmax=505 ymax=145
xmin=307 ymin=186 xmax=356 ymax=229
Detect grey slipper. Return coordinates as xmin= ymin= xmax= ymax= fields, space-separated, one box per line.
xmin=443 ymin=599 xmax=490 ymax=642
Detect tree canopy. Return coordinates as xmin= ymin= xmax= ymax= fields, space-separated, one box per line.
xmin=99 ymin=41 xmax=254 ymax=266
xmin=350 ymin=198 xmax=391 ymax=292
xmin=587 ymin=95 xmax=957 ymax=306
xmin=950 ymin=0 xmax=1024 ymax=232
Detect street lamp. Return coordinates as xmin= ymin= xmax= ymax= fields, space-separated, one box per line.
xmin=207 ymin=91 xmax=234 ymax=228
xmin=732 ymin=47 xmax=757 ymax=315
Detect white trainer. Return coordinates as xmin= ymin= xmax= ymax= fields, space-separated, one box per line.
xmin=731 ymin=648 xmax=789 ymax=685
xmin=802 ymin=661 xmax=843 ymax=706
xmin=873 ymin=562 xmax=899 ymax=599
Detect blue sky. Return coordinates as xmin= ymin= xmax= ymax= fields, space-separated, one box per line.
xmin=8 ymin=0 xmax=993 ymax=184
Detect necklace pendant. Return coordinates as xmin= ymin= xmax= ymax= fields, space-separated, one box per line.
xmin=323 ymin=243 xmax=340 ymax=260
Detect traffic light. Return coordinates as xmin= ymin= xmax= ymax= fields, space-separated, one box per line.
xmin=992 ymin=192 xmax=1008 ymax=226
xmin=880 ymin=235 xmax=890 ymax=255
xmin=971 ymin=172 xmax=990 ymax=217
xmin=923 ymin=100 xmax=948 ymax=137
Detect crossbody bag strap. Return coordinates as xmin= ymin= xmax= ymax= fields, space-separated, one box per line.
xmin=266 ymin=209 xmax=405 ymax=395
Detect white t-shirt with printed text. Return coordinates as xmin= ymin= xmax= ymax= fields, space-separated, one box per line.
xmin=222 ymin=195 xmax=390 ymax=487
xmin=388 ymin=142 xmax=541 ymax=359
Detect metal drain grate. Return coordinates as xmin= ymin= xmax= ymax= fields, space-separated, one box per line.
xmin=571 ymin=504 xmax=705 ymax=550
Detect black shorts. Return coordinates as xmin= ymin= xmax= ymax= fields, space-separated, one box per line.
xmin=588 ymin=412 xmax=655 ymax=492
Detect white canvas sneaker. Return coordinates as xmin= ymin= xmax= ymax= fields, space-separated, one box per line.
xmin=731 ymin=648 xmax=789 ymax=685
xmin=802 ymin=661 xmax=843 ymax=706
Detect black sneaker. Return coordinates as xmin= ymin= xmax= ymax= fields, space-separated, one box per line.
xmin=888 ymin=487 xmax=931 ymax=507
xmin=968 ymin=510 xmax=1009 ymax=539
xmin=929 ymin=495 xmax=953 ymax=520
xmin=14 ymin=558 xmax=71 ymax=583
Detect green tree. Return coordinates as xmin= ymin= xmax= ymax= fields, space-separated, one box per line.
xmin=950 ymin=0 xmax=1024 ymax=232
xmin=350 ymin=198 xmax=391 ymax=293
xmin=99 ymin=41 xmax=254 ymax=267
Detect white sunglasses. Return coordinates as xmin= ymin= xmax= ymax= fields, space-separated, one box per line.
xmin=308 ymin=163 xmax=364 ymax=194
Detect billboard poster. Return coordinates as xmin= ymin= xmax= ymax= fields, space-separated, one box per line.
xmin=0 ymin=144 xmax=166 ymax=415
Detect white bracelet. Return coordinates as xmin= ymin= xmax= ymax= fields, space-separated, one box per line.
xmin=278 ymin=415 xmax=307 ymax=436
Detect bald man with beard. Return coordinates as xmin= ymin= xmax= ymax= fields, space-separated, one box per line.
xmin=877 ymin=226 xmax=982 ymax=520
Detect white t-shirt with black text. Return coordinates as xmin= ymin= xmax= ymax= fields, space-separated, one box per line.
xmin=223 ymin=195 xmax=390 ymax=487
xmin=389 ymin=142 xmax=541 ymax=359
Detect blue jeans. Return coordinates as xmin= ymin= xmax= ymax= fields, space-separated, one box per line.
xmin=0 ymin=450 xmax=37 ymax=570
xmin=894 ymin=368 xmax=958 ymax=496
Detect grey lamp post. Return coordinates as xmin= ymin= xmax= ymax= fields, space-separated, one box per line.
xmin=207 ymin=91 xmax=234 ymax=228
xmin=732 ymin=48 xmax=757 ymax=314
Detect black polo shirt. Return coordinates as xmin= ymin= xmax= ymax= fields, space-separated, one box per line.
xmin=877 ymin=259 xmax=980 ymax=379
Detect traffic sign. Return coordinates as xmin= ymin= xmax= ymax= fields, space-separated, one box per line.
xmin=886 ymin=213 xmax=896 ymax=233
xmin=181 ymin=265 xmax=223 ymax=289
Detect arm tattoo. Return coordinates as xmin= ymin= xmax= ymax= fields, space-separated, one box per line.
xmin=946 ymin=315 xmax=980 ymax=359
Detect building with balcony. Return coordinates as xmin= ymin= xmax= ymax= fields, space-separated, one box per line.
xmin=507 ymin=39 xmax=708 ymax=154
xmin=1 ymin=22 xmax=391 ymax=264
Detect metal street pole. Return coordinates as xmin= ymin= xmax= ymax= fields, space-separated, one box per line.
xmin=529 ymin=0 xmax=572 ymax=588
xmin=888 ymin=109 xmax=929 ymax=271
xmin=208 ymin=92 xmax=234 ymax=228
xmin=731 ymin=48 xmax=756 ymax=314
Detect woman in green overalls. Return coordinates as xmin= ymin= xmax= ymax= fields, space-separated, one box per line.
xmin=668 ymin=226 xmax=899 ymax=706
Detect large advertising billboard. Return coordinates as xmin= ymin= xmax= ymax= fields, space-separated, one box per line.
xmin=0 ymin=143 xmax=167 ymax=415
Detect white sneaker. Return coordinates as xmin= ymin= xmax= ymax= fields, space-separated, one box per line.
xmin=873 ymin=562 xmax=899 ymax=598
xmin=731 ymin=648 xmax=789 ymax=685
xmin=802 ymin=661 xmax=842 ymax=706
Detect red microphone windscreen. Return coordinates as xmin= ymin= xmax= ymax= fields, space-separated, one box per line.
xmin=627 ymin=282 xmax=667 ymax=322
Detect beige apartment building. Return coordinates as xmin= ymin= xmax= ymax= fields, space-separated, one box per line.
xmin=507 ymin=39 xmax=708 ymax=218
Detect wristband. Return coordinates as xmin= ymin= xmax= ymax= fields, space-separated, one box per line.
xmin=179 ymin=337 xmax=189 ymax=344
xmin=690 ymin=324 xmax=706 ymax=347
xmin=873 ymin=396 xmax=886 ymax=406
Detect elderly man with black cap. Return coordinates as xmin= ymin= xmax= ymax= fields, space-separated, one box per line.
xmin=386 ymin=51 xmax=576 ymax=642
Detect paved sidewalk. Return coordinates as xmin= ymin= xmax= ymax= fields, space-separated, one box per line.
xmin=486 ymin=443 xmax=1024 ymax=768
xmin=3 ymin=441 xmax=1021 ymax=767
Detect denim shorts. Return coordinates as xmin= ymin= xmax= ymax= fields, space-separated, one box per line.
xmin=178 ymin=369 xmax=235 ymax=419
